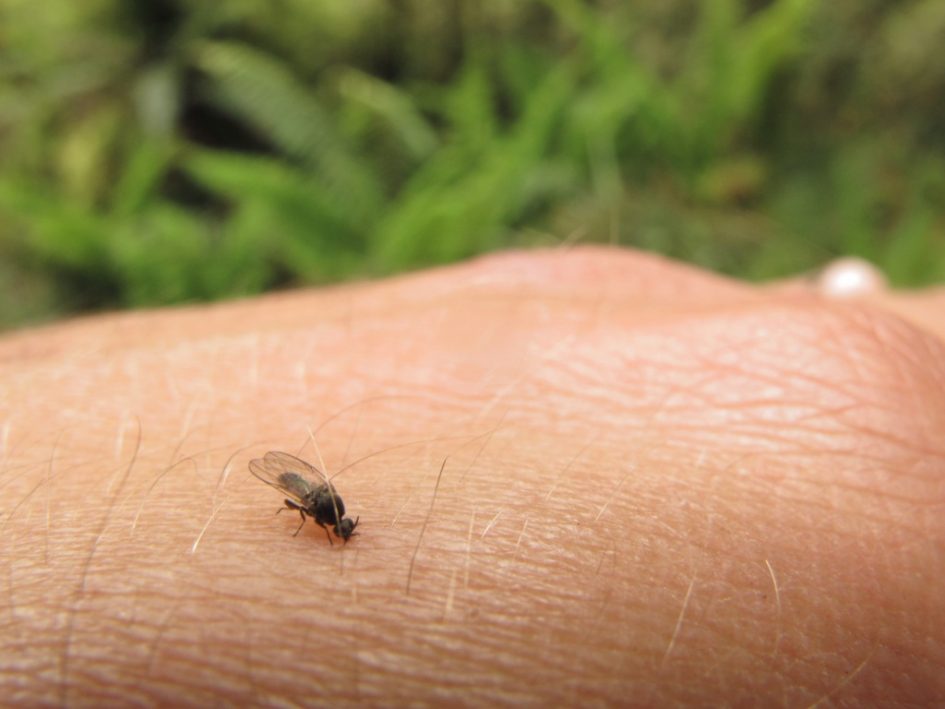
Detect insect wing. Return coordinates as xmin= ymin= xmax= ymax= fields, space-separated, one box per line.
xmin=249 ymin=451 xmax=326 ymax=501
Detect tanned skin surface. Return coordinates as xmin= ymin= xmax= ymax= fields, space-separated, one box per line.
xmin=1 ymin=247 xmax=943 ymax=705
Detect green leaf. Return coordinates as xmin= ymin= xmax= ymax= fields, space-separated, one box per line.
xmin=194 ymin=40 xmax=385 ymax=219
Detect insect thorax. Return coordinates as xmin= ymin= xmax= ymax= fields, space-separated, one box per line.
xmin=313 ymin=486 xmax=346 ymax=523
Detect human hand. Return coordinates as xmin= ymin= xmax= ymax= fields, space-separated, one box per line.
xmin=2 ymin=247 xmax=943 ymax=704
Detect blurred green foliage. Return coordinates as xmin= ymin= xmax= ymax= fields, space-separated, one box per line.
xmin=1 ymin=0 xmax=944 ymax=329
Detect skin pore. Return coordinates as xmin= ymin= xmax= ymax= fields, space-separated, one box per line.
xmin=1 ymin=247 xmax=943 ymax=705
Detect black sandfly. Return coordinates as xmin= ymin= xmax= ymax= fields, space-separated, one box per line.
xmin=249 ymin=451 xmax=359 ymax=544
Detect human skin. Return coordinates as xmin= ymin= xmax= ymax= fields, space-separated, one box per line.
xmin=1 ymin=247 xmax=943 ymax=706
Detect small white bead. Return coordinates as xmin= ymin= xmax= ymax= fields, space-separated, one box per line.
xmin=816 ymin=257 xmax=888 ymax=298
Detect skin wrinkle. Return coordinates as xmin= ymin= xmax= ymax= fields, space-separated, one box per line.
xmin=606 ymin=313 xmax=942 ymax=465
xmin=690 ymin=350 xmax=866 ymax=411
xmin=656 ymin=468 xmax=892 ymax=568
xmin=817 ymin=306 xmax=883 ymax=387
xmin=565 ymin=341 xmax=834 ymax=423
xmin=824 ymin=307 xmax=945 ymax=413
xmin=59 ymin=422 xmax=141 ymax=705
xmin=856 ymin=319 xmax=921 ymax=396
xmin=706 ymin=306 xmax=930 ymax=412
xmin=4 ymin=453 xmax=127 ymax=626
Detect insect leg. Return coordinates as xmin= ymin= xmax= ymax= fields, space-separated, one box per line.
xmin=280 ymin=499 xmax=308 ymax=536
xmin=293 ymin=509 xmax=308 ymax=537
xmin=280 ymin=498 xmax=304 ymax=515
xmin=315 ymin=520 xmax=334 ymax=546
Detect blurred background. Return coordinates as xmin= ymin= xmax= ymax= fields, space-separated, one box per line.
xmin=1 ymin=0 xmax=944 ymax=330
